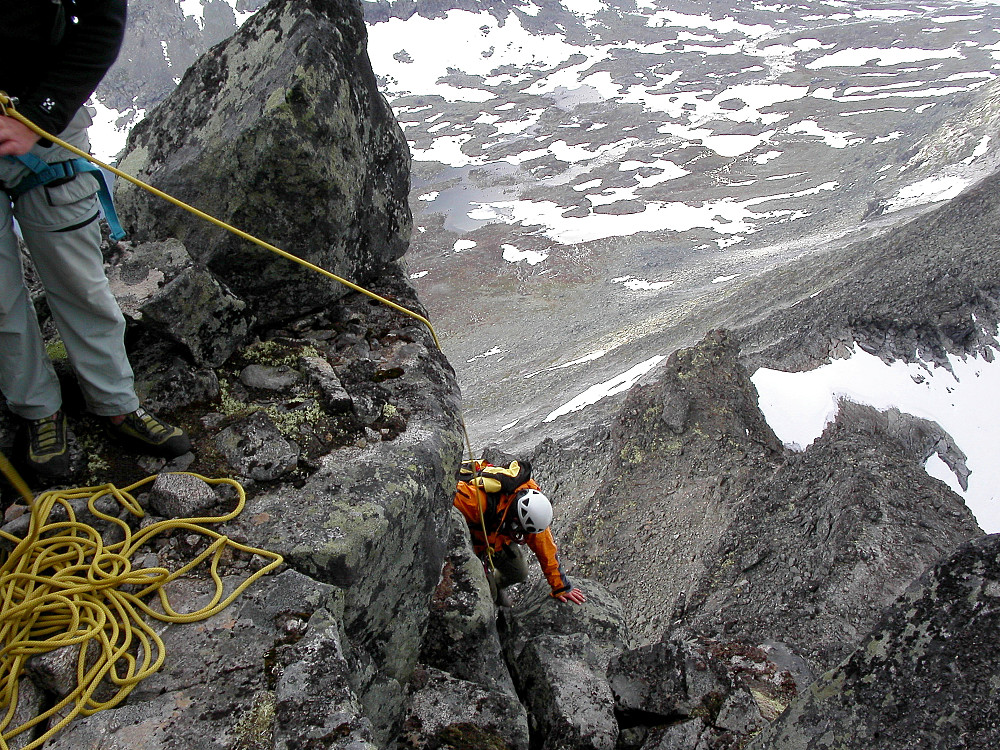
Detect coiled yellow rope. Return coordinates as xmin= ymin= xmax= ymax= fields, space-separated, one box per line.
xmin=0 ymin=473 xmax=282 ymax=749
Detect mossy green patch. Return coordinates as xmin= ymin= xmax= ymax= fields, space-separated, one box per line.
xmin=230 ymin=690 xmax=276 ymax=750
xmin=45 ymin=338 xmax=67 ymax=361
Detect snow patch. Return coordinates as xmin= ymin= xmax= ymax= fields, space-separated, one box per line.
xmin=752 ymin=346 xmax=1000 ymax=533
xmin=544 ymin=356 xmax=666 ymax=422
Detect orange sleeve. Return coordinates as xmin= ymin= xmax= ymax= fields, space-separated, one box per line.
xmin=526 ymin=528 xmax=571 ymax=596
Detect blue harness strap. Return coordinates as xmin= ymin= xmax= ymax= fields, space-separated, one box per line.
xmin=3 ymin=154 xmax=126 ymax=241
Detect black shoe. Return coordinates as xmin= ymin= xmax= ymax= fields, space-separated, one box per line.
xmin=25 ymin=411 xmax=73 ymax=480
xmin=108 ymin=407 xmax=191 ymax=458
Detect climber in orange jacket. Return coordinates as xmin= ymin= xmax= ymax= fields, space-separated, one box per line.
xmin=453 ymin=459 xmax=586 ymax=605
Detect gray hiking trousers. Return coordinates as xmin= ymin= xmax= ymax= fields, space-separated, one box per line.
xmin=0 ymin=107 xmax=138 ymax=420
xmin=491 ymin=543 xmax=529 ymax=591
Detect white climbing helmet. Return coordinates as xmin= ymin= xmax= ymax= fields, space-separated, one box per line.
xmin=515 ymin=489 xmax=553 ymax=534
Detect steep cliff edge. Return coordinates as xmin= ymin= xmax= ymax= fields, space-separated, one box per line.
xmin=2 ymin=1 xmax=464 ymax=747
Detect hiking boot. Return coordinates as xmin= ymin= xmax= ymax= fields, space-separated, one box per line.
xmin=108 ymin=407 xmax=191 ymax=458
xmin=25 ymin=411 xmax=73 ymax=480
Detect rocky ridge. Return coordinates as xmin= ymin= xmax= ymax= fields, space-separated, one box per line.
xmin=0 ymin=1 xmax=998 ymax=748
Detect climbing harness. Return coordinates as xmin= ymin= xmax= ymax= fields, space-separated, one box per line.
xmin=0 ymin=91 xmax=484 ymax=747
xmin=2 ymin=152 xmax=126 ymax=240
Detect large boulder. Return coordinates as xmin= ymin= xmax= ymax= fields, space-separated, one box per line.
xmin=749 ymin=534 xmax=1000 ymax=750
xmin=502 ymin=578 xmax=634 ymax=750
xmin=115 ymin=0 xmax=411 ymax=325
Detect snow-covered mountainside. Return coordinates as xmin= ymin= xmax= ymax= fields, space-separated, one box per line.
xmin=359 ymin=0 xmax=1000 ymax=531
xmin=93 ymin=0 xmax=1000 ymax=528
xmin=362 ymin=0 xmax=1000 ymax=430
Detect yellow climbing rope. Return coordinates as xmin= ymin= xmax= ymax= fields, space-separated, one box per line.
xmin=0 ymin=91 xmax=483 ymax=748
xmin=0 ymin=473 xmax=282 ymax=750
xmin=0 ymin=92 xmax=441 ymax=350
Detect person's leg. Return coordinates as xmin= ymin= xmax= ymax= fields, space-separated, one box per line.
xmin=12 ymin=109 xmax=139 ymax=418
xmin=10 ymin=108 xmax=190 ymax=459
xmin=0 ymin=194 xmax=62 ymax=420
xmin=492 ymin=543 xmax=529 ymax=591
xmin=0 ymin=161 xmax=75 ymax=478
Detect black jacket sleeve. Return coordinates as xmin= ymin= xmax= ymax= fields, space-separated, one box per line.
xmin=17 ymin=0 xmax=127 ymax=137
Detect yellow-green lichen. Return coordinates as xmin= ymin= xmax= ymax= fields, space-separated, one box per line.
xmin=45 ymin=339 xmax=67 ymax=361
xmin=230 ymin=690 xmax=276 ymax=750
xmin=242 ymin=340 xmax=322 ymax=369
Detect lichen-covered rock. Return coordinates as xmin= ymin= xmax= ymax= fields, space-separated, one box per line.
xmin=106 ymin=239 xmax=253 ymax=367
xmin=609 ymin=630 xmax=799 ymax=750
xmin=146 ymin=472 xmax=221 ymax=518
xmin=216 ymin=410 xmax=301 ymax=481
xmin=401 ymin=667 xmax=529 ymax=750
xmin=749 ymin=533 xmax=1000 ymax=750
xmin=272 ymin=608 xmax=378 ymax=750
xmin=420 ymin=507 xmax=518 ymax=697
xmin=40 ymin=570 xmax=355 ymax=750
xmin=115 ymin=0 xmax=411 ymax=325
xmin=503 ymin=579 xmax=633 ymax=750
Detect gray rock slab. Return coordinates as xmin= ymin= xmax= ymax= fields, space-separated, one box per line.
xmin=41 ymin=570 xmax=348 ymax=749
xmin=224 ymin=417 xmax=464 ymax=742
xmin=420 ymin=507 xmax=517 ymax=697
xmin=749 ymin=533 xmax=1000 ymax=750
xmin=402 ymin=667 xmax=529 ymax=750
xmin=216 ymin=410 xmax=300 ymax=481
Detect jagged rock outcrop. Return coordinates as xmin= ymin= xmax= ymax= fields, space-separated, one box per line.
xmin=501 ymin=578 xmax=635 ymax=750
xmin=732 ymin=167 xmax=1000 ymax=374
xmin=116 ymin=0 xmax=411 ymax=326
xmin=749 ymin=533 xmax=1000 ymax=749
xmin=609 ymin=630 xmax=803 ymax=750
xmin=531 ymin=330 xmax=981 ymax=674
xmin=19 ymin=259 xmax=465 ymax=748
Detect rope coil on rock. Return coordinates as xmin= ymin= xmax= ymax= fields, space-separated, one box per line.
xmin=0 ymin=473 xmax=283 ymax=749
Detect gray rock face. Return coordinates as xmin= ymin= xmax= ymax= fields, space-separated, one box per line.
xmin=502 ymin=579 xmax=634 ymax=750
xmin=679 ymin=400 xmax=983 ymax=673
xmin=41 ymin=570 xmax=366 ymax=750
xmin=106 ymin=238 xmax=253 ymax=367
xmin=216 ymin=410 xmax=301 ymax=482
xmin=609 ymin=630 xmax=800 ymax=750
xmin=749 ymin=534 xmax=1000 ymax=750
xmin=420 ymin=507 xmax=517 ymax=696
xmin=402 ymin=667 xmax=530 ymax=750
xmin=115 ymin=0 xmax=412 ymax=325
xmin=540 ymin=331 xmax=981 ymax=678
